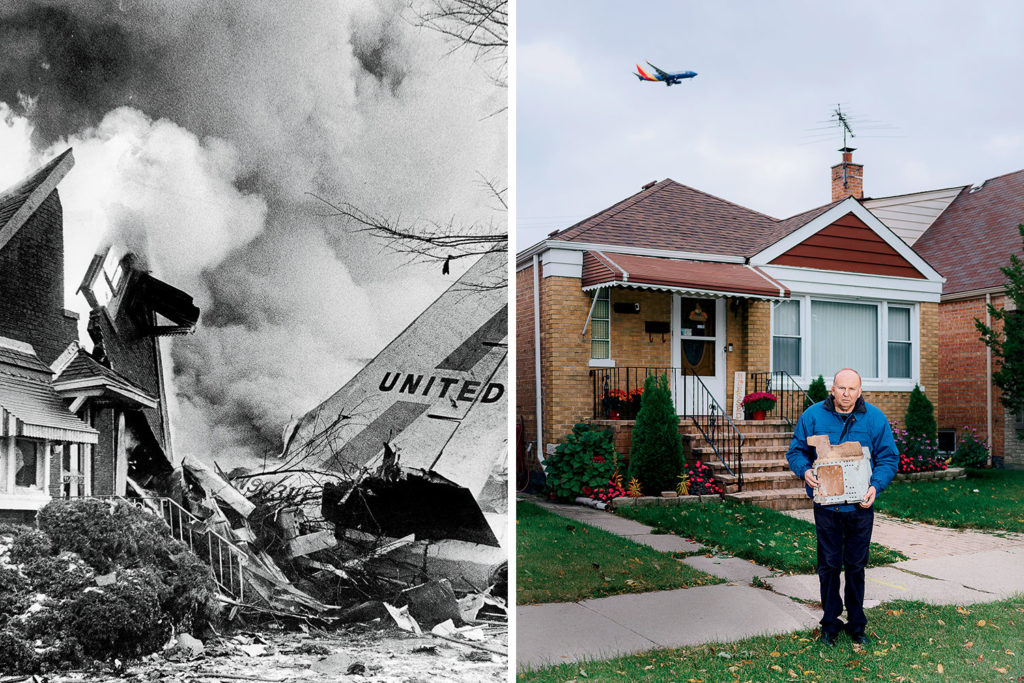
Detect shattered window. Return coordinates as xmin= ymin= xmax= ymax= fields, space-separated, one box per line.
xmin=14 ymin=438 xmax=39 ymax=488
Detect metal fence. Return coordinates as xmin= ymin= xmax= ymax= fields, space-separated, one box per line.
xmin=745 ymin=371 xmax=811 ymax=427
xmin=89 ymin=496 xmax=246 ymax=601
xmin=589 ymin=366 xmax=744 ymax=488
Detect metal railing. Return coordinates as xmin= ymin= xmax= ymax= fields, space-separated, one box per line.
xmin=745 ymin=371 xmax=811 ymax=427
xmin=90 ymin=496 xmax=246 ymax=601
xmin=590 ymin=366 xmax=744 ymax=490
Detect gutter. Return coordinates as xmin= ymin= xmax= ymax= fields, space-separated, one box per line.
xmin=533 ymin=254 xmax=545 ymax=466
xmin=986 ymin=292 xmax=993 ymax=463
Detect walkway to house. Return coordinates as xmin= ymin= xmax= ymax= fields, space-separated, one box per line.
xmin=516 ymin=498 xmax=1024 ymax=670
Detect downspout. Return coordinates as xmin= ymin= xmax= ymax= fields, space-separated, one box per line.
xmin=533 ymin=255 xmax=545 ymax=465
xmin=986 ymin=292 xmax=993 ymax=463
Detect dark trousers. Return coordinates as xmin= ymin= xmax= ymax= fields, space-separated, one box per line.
xmin=813 ymin=505 xmax=874 ymax=635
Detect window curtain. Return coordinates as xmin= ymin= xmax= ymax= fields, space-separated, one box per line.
xmin=772 ymin=300 xmax=801 ymax=375
xmin=888 ymin=307 xmax=911 ymax=378
xmin=811 ymin=301 xmax=877 ymax=378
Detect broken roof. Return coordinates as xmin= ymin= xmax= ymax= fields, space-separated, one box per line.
xmin=913 ymin=168 xmax=1024 ymax=295
xmin=0 ymin=149 xmax=74 ymax=253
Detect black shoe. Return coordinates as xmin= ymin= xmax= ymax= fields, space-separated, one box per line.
xmin=821 ymin=631 xmax=839 ymax=646
xmin=850 ymin=631 xmax=869 ymax=645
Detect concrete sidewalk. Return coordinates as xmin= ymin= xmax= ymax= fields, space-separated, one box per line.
xmin=517 ymin=498 xmax=1024 ymax=670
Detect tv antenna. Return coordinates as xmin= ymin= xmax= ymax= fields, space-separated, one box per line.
xmin=832 ymin=104 xmax=855 ymax=148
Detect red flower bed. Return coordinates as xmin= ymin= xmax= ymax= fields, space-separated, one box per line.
xmin=685 ymin=460 xmax=722 ymax=495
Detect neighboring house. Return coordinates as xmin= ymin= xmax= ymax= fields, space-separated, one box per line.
xmin=897 ymin=169 xmax=1024 ymax=468
xmin=516 ymin=150 xmax=944 ymax=505
xmin=0 ymin=150 xmax=98 ymax=522
xmin=0 ymin=151 xmax=199 ymax=523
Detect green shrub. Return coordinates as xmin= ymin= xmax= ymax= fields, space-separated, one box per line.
xmin=0 ymin=629 xmax=37 ymax=673
xmin=951 ymin=427 xmax=990 ymax=468
xmin=805 ymin=375 xmax=828 ymax=407
xmin=629 ymin=373 xmax=683 ymax=494
xmin=66 ymin=568 xmax=170 ymax=660
xmin=9 ymin=527 xmax=53 ymax=564
xmin=0 ymin=566 xmax=32 ymax=621
xmin=544 ymin=423 xmax=618 ymax=500
xmin=21 ymin=552 xmax=95 ymax=600
xmin=904 ymin=385 xmax=937 ymax=443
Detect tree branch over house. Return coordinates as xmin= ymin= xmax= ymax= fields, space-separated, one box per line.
xmin=413 ymin=0 xmax=508 ymax=89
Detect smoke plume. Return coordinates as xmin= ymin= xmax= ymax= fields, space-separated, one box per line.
xmin=0 ymin=0 xmax=505 ymax=469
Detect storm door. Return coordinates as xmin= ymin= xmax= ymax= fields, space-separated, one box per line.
xmin=672 ymin=296 xmax=726 ymax=415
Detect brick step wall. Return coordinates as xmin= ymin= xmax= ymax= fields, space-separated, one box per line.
xmin=725 ymin=487 xmax=813 ymax=511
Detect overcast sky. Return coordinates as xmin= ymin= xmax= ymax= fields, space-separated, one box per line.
xmin=515 ymin=1 xmax=1024 ymax=251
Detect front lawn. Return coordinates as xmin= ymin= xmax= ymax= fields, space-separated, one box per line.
xmin=619 ymin=500 xmax=907 ymax=573
xmin=875 ymin=469 xmax=1024 ymax=533
xmin=516 ymin=501 xmax=722 ymax=605
xmin=518 ymin=595 xmax=1024 ymax=682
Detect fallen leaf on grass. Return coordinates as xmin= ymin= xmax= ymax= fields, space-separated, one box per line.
xmin=977 ymin=620 xmax=986 ymax=627
xmin=964 ymin=642 xmax=974 ymax=649
xmin=770 ymin=664 xmax=783 ymax=672
xmin=957 ymin=607 xmax=970 ymax=616
xmin=995 ymin=667 xmax=1008 ymax=674
xmin=769 ymin=651 xmax=781 ymax=657
xmin=936 ymin=619 xmax=945 ymax=625
xmin=937 ymin=663 xmax=944 ymax=673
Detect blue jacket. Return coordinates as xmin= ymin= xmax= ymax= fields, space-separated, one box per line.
xmin=785 ymin=396 xmax=899 ymax=501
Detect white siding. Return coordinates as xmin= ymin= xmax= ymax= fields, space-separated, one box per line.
xmin=864 ymin=186 xmax=964 ymax=246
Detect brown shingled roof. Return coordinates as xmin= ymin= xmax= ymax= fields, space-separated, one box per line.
xmin=54 ymin=350 xmax=157 ymax=403
xmin=913 ymin=169 xmax=1024 ymax=294
xmin=551 ymin=179 xmax=779 ymax=257
xmin=550 ymin=179 xmax=845 ymax=258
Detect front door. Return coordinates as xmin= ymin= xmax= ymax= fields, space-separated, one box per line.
xmin=672 ymin=296 xmax=726 ymax=414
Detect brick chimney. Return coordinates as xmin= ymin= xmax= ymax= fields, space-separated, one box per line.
xmin=830 ymin=147 xmax=863 ymax=201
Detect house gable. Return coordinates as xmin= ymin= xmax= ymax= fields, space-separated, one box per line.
xmin=768 ymin=212 xmax=924 ymax=278
xmin=750 ymin=198 xmax=942 ymax=282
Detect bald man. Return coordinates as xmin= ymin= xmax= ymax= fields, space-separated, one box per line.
xmin=785 ymin=368 xmax=898 ymax=646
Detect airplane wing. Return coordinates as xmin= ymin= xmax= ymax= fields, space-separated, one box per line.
xmin=646 ymin=61 xmax=672 ymax=79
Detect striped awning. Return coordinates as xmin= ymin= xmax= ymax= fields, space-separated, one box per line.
xmin=582 ymin=251 xmax=790 ymax=300
xmin=0 ymin=373 xmax=99 ymax=444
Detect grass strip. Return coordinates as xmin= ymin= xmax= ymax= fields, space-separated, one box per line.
xmin=519 ymin=595 xmax=1024 ymax=682
xmin=516 ymin=501 xmax=722 ymax=605
xmin=875 ymin=469 xmax=1024 ymax=533
xmin=619 ymin=500 xmax=907 ymax=573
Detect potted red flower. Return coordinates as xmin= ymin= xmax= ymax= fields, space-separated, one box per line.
xmin=741 ymin=391 xmax=777 ymax=420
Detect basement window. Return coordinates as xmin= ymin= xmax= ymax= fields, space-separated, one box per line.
xmin=937 ymin=429 xmax=956 ymax=454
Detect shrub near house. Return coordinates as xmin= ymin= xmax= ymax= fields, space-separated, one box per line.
xmin=543 ymin=423 xmax=619 ymax=500
xmin=629 ymin=374 xmax=684 ymax=495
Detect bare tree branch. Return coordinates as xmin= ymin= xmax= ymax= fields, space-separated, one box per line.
xmin=413 ymin=0 xmax=508 ymax=88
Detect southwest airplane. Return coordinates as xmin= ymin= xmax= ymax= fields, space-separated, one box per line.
xmin=635 ymin=61 xmax=697 ymax=86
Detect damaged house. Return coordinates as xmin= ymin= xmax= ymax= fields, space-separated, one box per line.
xmin=0 ymin=149 xmax=198 ymax=522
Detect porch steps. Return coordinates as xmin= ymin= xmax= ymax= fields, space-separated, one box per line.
xmin=685 ymin=418 xmax=813 ymax=511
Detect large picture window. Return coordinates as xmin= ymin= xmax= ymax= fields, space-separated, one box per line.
xmin=771 ymin=297 xmax=917 ymax=384
xmin=590 ymin=288 xmax=610 ymax=359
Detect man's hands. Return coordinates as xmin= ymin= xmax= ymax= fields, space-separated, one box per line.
xmin=803 ymin=469 xmax=819 ymax=489
xmin=860 ymin=485 xmax=877 ymax=508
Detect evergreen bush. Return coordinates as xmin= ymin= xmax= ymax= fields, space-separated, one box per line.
xmin=904 ymin=385 xmax=937 ymax=443
xmin=543 ymin=423 xmax=618 ymax=500
xmin=805 ymin=374 xmax=828 ymax=408
xmin=629 ymin=373 xmax=684 ymax=494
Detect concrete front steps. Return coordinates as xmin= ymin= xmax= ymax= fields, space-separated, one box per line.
xmin=683 ymin=418 xmax=812 ymax=511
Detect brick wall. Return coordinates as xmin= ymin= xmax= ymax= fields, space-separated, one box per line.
xmin=0 ymin=192 xmax=78 ymax=364
xmin=1003 ymin=405 xmax=1024 ymax=468
xmin=515 ymin=264 xmax=538 ymax=453
xmin=936 ymin=297 xmax=1005 ymax=457
xmin=89 ymin=408 xmax=117 ymax=496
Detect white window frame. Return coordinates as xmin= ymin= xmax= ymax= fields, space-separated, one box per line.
xmin=589 ymin=288 xmax=613 ymax=366
xmin=770 ymin=295 xmax=919 ymax=391
xmin=0 ymin=436 xmax=53 ymax=511
xmin=770 ymin=299 xmax=802 ymax=376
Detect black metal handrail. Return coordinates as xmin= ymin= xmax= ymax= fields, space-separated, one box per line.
xmin=745 ymin=371 xmax=811 ymax=428
xmin=589 ymin=366 xmax=744 ymax=490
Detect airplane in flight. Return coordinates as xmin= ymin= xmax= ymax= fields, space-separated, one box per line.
xmin=635 ymin=61 xmax=697 ymax=86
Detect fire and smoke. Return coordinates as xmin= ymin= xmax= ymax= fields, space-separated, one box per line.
xmin=0 ymin=1 xmax=506 ymax=468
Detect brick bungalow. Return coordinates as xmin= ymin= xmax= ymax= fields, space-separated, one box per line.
xmin=886 ymin=169 xmax=1024 ymax=468
xmin=516 ymin=150 xmax=944 ymax=506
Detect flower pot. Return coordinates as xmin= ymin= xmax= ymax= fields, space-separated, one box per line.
xmin=608 ymin=409 xmax=621 ymax=420
xmin=752 ymin=409 xmax=766 ymax=421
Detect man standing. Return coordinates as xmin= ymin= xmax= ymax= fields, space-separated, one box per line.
xmin=785 ymin=368 xmax=898 ymax=646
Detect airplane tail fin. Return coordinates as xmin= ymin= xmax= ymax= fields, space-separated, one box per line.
xmin=636 ymin=64 xmax=655 ymax=81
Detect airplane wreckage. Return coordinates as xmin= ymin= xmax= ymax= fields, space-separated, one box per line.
xmin=154 ymin=250 xmax=508 ymax=627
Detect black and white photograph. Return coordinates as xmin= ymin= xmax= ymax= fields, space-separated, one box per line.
xmin=0 ymin=1 xmax=507 ymax=679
